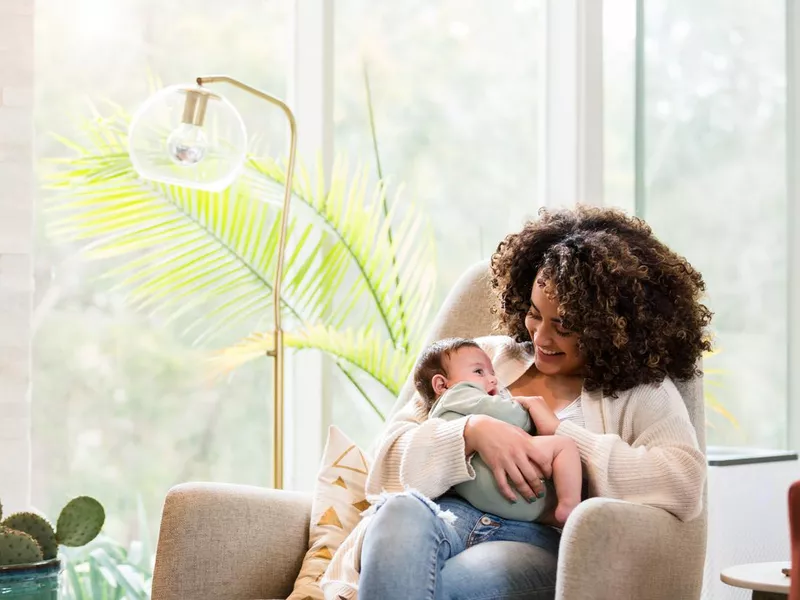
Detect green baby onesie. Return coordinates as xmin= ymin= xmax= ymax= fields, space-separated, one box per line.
xmin=429 ymin=381 xmax=554 ymax=521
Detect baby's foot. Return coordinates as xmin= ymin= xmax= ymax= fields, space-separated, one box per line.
xmin=554 ymin=500 xmax=579 ymax=525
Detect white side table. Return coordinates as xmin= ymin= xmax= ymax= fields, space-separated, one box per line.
xmin=720 ymin=561 xmax=791 ymax=599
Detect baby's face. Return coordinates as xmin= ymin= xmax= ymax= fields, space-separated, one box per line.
xmin=446 ymin=347 xmax=499 ymax=395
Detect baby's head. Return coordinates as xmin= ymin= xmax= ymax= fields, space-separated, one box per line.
xmin=413 ymin=338 xmax=499 ymax=411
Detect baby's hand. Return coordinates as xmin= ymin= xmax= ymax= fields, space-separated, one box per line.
xmin=514 ymin=396 xmax=560 ymax=435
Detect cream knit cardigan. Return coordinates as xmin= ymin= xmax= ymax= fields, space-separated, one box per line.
xmin=321 ymin=336 xmax=706 ymax=600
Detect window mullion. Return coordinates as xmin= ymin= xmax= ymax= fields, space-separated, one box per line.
xmin=786 ymin=0 xmax=800 ymax=450
xmin=540 ymin=0 xmax=604 ymax=209
xmin=283 ymin=0 xmax=334 ymax=491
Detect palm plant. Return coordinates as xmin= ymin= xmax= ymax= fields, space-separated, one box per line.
xmin=61 ymin=536 xmax=152 ymax=600
xmin=45 ymin=101 xmax=436 ymax=420
xmin=701 ymin=349 xmax=739 ymax=430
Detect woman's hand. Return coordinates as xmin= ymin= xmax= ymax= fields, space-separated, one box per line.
xmin=515 ymin=396 xmax=561 ymax=436
xmin=464 ymin=415 xmax=554 ymax=502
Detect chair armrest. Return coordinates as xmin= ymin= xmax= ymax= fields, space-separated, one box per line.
xmin=151 ymin=482 xmax=312 ymax=600
xmin=556 ymin=497 xmax=707 ymax=600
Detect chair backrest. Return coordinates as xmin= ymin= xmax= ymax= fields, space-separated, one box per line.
xmin=391 ymin=260 xmax=496 ymax=415
xmin=391 ymin=259 xmax=707 ymax=452
xmin=791 ymin=480 xmax=800 ymax=600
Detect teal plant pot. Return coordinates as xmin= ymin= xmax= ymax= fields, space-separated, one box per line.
xmin=0 ymin=559 xmax=61 ymax=599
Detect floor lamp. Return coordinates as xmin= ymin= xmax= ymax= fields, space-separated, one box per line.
xmin=128 ymin=76 xmax=297 ymax=489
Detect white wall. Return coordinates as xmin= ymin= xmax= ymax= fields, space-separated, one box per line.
xmin=703 ymin=459 xmax=797 ymax=599
xmin=0 ymin=0 xmax=34 ymax=511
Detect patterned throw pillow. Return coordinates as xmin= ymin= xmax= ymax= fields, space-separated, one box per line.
xmin=287 ymin=425 xmax=371 ymax=600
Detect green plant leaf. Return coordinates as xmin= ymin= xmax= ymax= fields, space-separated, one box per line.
xmin=704 ymin=389 xmax=740 ymax=429
xmin=60 ymin=534 xmax=152 ymax=600
xmin=89 ymin=557 xmax=106 ymax=600
xmin=247 ymin=156 xmax=436 ymax=350
xmin=135 ymin=495 xmax=153 ymax=577
xmin=46 ymin=166 xmax=284 ymax=343
xmin=209 ymin=324 xmax=414 ymax=399
xmin=65 ymin=560 xmax=88 ymax=600
xmin=90 ymin=548 xmax=146 ymax=598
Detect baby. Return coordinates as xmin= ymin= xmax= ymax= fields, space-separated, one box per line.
xmin=414 ymin=337 xmax=582 ymax=524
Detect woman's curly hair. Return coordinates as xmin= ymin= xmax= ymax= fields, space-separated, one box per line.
xmin=491 ymin=205 xmax=712 ymax=396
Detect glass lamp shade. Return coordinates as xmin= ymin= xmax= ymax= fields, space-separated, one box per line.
xmin=128 ymin=84 xmax=248 ymax=192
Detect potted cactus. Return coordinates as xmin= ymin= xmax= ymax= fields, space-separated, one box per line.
xmin=0 ymin=496 xmax=105 ymax=599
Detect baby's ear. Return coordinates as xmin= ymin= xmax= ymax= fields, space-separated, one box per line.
xmin=431 ymin=374 xmax=448 ymax=396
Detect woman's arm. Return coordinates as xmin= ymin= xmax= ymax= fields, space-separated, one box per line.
xmin=366 ymin=335 xmax=545 ymax=499
xmin=364 ymin=399 xmax=475 ymax=498
xmin=366 ymin=396 xmax=550 ymax=501
xmin=555 ymin=384 xmax=705 ymax=522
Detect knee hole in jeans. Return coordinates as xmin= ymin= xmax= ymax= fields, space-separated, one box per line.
xmin=370 ymin=492 xmax=445 ymax=525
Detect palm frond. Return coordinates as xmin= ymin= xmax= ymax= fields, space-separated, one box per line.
xmin=46 ymin=112 xmax=436 ymax=350
xmin=247 ymin=157 xmax=437 ymax=352
xmin=209 ymin=325 xmax=415 ymax=399
xmin=288 ymin=325 xmax=417 ymax=397
xmin=46 ymin=156 xmax=286 ymax=342
xmin=701 ymin=348 xmax=738 ymax=429
xmin=44 ymin=113 xmax=355 ymax=343
xmin=704 ymin=390 xmax=740 ymax=429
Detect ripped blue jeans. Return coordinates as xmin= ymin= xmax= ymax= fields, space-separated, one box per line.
xmin=359 ymin=491 xmax=560 ymax=600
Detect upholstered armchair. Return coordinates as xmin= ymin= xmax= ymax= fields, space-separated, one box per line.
xmin=151 ymin=260 xmax=708 ymax=600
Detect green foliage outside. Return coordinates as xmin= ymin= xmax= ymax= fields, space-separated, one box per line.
xmin=60 ymin=499 xmax=153 ymax=599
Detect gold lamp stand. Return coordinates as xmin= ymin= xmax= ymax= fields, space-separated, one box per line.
xmin=191 ymin=75 xmax=297 ymax=490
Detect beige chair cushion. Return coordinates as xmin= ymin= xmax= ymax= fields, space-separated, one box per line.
xmin=287 ymin=426 xmax=371 ymax=600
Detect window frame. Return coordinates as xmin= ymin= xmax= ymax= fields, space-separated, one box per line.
xmin=786 ymin=0 xmax=800 ymax=450
xmin=540 ymin=0 xmax=605 ymax=209
xmin=283 ymin=0 xmax=335 ymax=492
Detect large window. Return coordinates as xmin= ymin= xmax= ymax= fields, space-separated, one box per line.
xmin=605 ymin=0 xmax=789 ymax=448
xmin=334 ymin=0 xmax=543 ymax=300
xmin=27 ymin=2 xmax=797 ymax=555
xmin=33 ymin=0 xmax=289 ymax=542
xmin=331 ymin=0 xmax=544 ymax=441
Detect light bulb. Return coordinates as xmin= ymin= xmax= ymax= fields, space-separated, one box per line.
xmin=166 ymin=123 xmax=208 ymax=166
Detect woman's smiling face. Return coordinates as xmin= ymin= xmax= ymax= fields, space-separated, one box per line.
xmin=525 ymin=273 xmax=585 ymax=377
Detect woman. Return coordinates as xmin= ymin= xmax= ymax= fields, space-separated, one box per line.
xmin=322 ymin=206 xmax=711 ymax=600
